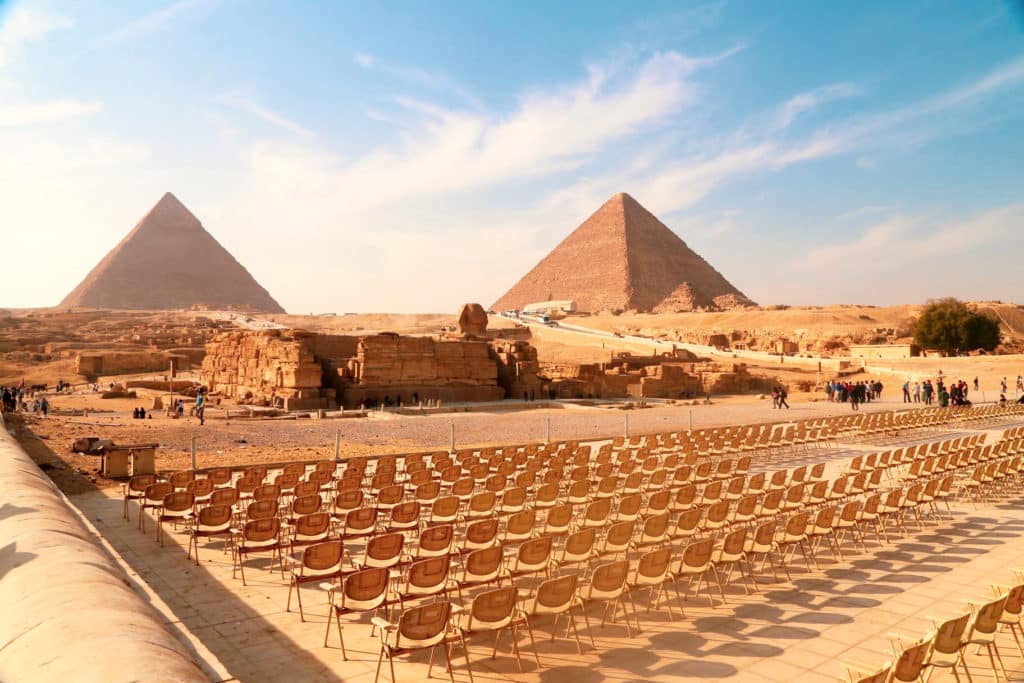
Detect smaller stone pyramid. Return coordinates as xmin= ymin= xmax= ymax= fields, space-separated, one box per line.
xmin=60 ymin=193 xmax=284 ymax=312
xmin=493 ymin=193 xmax=753 ymax=314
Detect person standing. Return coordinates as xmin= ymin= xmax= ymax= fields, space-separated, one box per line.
xmin=902 ymin=381 xmax=911 ymax=403
xmin=195 ymin=390 xmax=206 ymax=426
xmin=40 ymin=397 xmax=49 ymax=417
xmin=1001 ymin=377 xmax=1008 ymax=393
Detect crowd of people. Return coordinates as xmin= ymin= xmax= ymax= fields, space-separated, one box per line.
xmin=825 ymin=380 xmax=884 ymax=410
xmin=1 ymin=381 xmax=50 ymax=416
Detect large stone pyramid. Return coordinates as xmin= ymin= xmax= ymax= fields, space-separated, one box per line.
xmin=493 ymin=193 xmax=754 ymax=314
xmin=60 ymin=192 xmax=285 ymax=312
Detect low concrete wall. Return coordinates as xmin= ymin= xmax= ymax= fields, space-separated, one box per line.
xmin=0 ymin=414 xmax=209 ymax=683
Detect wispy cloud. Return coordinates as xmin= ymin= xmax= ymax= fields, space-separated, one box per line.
xmin=792 ymin=204 xmax=1024 ymax=273
xmin=353 ymin=52 xmax=483 ymax=109
xmin=0 ymin=99 xmax=101 ymax=127
xmin=774 ymin=82 xmax=862 ymax=130
xmin=248 ymin=49 xmax=723 ymax=213
xmin=836 ymin=205 xmax=897 ymax=221
xmin=215 ymin=91 xmax=315 ymax=139
xmin=92 ymin=0 xmax=217 ymax=47
xmin=0 ymin=6 xmax=72 ymax=67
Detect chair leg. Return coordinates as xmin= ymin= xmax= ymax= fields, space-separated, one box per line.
xmin=523 ymin=615 xmax=541 ymax=668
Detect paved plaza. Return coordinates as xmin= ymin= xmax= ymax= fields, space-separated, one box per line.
xmin=68 ymin=417 xmax=1024 ymax=683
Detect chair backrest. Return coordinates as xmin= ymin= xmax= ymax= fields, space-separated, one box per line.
xmin=396 ymin=601 xmax=451 ymax=648
xmin=682 ymin=538 xmax=714 ymax=570
xmin=169 ymin=470 xmax=196 ymax=489
xmin=144 ymin=482 xmax=175 ymax=504
xmin=292 ymin=494 xmax=322 ymax=517
xmin=295 ymin=511 xmax=330 ymax=537
xmin=469 ymin=586 xmax=517 ymax=628
xmin=931 ymin=611 xmax=972 ymax=654
xmin=891 ymin=640 xmax=930 ymax=682
xmin=128 ymin=474 xmax=158 ymax=494
xmin=303 ymin=540 xmax=343 ymax=571
xmin=636 ymin=547 xmax=672 ymax=580
xmin=407 ymin=555 xmax=450 ymax=589
xmin=590 ymin=560 xmax=629 ymax=593
xmin=464 ymin=518 xmax=498 ymax=546
xmin=535 ymin=574 xmax=578 ymax=611
xmin=517 ymin=535 xmax=553 ymax=565
xmin=345 ymin=506 xmax=378 ymax=534
xmin=196 ymin=503 xmax=232 ymax=527
xmin=1004 ymin=582 xmax=1024 ymax=616
xmin=334 ymin=489 xmax=363 ymax=511
xmin=785 ymin=511 xmax=809 ymax=536
xmin=162 ymin=491 xmax=195 ymax=513
xmin=210 ymin=487 xmax=239 ymax=507
xmin=389 ymin=500 xmax=420 ymax=525
xmin=506 ymin=509 xmax=537 ymax=535
xmin=236 ymin=476 xmax=261 ymax=495
xmin=206 ymin=468 xmax=232 ymax=486
xmin=187 ymin=478 xmax=215 ymax=498
xmin=247 ymin=498 xmax=277 ymax=520
xmin=720 ymin=527 xmax=747 ymax=555
xmin=244 ymin=517 xmax=280 ymax=543
xmin=973 ymin=595 xmax=1009 ymax=634
xmin=379 ymin=484 xmax=405 ymax=505
xmin=464 ymin=545 xmax=503 ymax=577
xmin=365 ymin=532 xmax=404 ymax=565
xmin=419 ymin=524 xmax=454 ymax=553
xmin=253 ymin=483 xmax=281 ymax=501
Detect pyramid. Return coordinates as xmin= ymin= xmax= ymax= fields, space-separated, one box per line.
xmin=493 ymin=193 xmax=754 ymax=314
xmin=60 ymin=193 xmax=285 ymax=313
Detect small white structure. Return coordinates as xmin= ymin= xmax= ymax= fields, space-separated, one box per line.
xmin=523 ymin=300 xmax=577 ymax=314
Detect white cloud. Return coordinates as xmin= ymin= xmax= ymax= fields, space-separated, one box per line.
xmin=0 ymin=99 xmax=101 ymax=127
xmin=836 ymin=205 xmax=896 ymax=221
xmin=93 ymin=0 xmax=217 ymax=47
xmin=792 ymin=204 xmax=1024 ymax=273
xmin=0 ymin=6 xmax=72 ymax=66
xmin=774 ymin=82 xmax=862 ymax=130
xmin=353 ymin=52 xmax=375 ymax=68
xmin=215 ymin=91 xmax=315 ymax=139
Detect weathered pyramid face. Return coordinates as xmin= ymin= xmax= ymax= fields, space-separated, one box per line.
xmin=492 ymin=193 xmax=754 ymax=314
xmin=60 ymin=193 xmax=285 ymax=313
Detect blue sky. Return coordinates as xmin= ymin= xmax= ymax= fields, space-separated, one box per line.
xmin=1 ymin=0 xmax=1022 ymax=312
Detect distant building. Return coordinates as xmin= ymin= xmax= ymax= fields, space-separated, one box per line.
xmin=849 ymin=343 xmax=921 ymax=359
xmin=523 ymin=300 xmax=577 ymax=314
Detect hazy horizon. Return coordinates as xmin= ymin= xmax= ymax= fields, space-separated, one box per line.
xmin=2 ymin=1 xmax=1023 ymax=313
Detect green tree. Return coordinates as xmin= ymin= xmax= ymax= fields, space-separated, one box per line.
xmin=913 ymin=298 xmax=1001 ymax=355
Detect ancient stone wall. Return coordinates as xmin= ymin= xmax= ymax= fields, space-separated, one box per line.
xmin=75 ymin=350 xmax=192 ymax=377
xmin=201 ymin=330 xmax=540 ymax=410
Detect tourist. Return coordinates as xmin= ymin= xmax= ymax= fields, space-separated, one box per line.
xmin=40 ymin=397 xmax=49 ymax=417
xmin=999 ymin=394 xmax=1007 ymax=405
xmin=973 ymin=377 xmax=980 ymax=391
xmin=139 ymin=406 xmax=146 ymax=419
xmin=132 ymin=407 xmax=140 ymax=419
xmin=195 ymin=390 xmax=206 ymax=426
xmin=770 ymin=387 xmax=779 ymax=408
xmin=777 ymin=386 xmax=790 ymax=409
xmin=902 ymin=381 xmax=911 ymax=403
xmin=825 ymin=381 xmax=835 ymax=402
xmin=1017 ymin=375 xmax=1023 ymax=393
xmin=1001 ymin=377 xmax=1007 ymax=393
xmin=873 ymin=381 xmax=883 ymax=399
xmin=938 ymin=386 xmax=950 ymax=407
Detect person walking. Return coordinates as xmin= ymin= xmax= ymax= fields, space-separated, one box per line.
xmin=777 ymin=386 xmax=790 ymax=409
xmin=195 ymin=390 xmax=206 ymax=426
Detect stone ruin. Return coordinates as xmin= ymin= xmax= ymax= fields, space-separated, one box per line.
xmin=200 ymin=307 xmax=543 ymax=410
xmin=541 ymin=350 xmax=780 ymax=399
